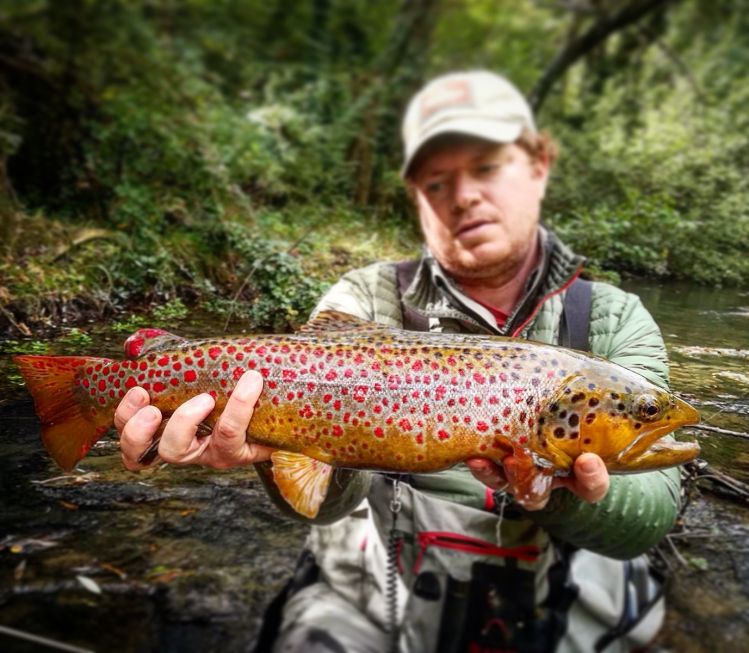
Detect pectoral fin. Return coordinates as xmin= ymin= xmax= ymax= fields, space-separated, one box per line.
xmin=271 ymin=451 xmax=333 ymax=518
xmin=502 ymin=454 xmax=555 ymax=511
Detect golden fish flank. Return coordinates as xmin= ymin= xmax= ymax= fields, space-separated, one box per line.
xmin=14 ymin=310 xmax=700 ymax=517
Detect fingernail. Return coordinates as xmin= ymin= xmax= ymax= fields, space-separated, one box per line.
xmin=193 ymin=393 xmax=215 ymax=410
xmin=140 ymin=406 xmax=160 ymax=424
xmin=579 ymin=457 xmax=597 ymax=474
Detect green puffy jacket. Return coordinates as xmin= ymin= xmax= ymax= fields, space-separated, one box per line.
xmin=259 ymin=229 xmax=681 ymax=559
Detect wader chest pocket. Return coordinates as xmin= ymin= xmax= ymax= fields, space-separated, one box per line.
xmin=407 ymin=531 xmax=547 ymax=653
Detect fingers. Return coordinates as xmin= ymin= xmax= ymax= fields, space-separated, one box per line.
xmin=208 ymin=371 xmax=272 ymax=468
xmin=561 ymin=453 xmax=610 ymax=504
xmin=120 ymin=404 xmax=163 ymax=471
xmin=465 ymin=457 xmax=509 ymax=490
xmin=157 ymin=393 xmax=216 ymax=464
xmin=114 ymin=387 xmax=150 ymax=433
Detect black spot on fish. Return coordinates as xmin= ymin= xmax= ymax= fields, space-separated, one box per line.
xmin=589 ymin=397 xmax=600 ymax=407
xmin=570 ymin=431 xmax=579 ymax=439
xmin=617 ymin=403 xmax=626 ymax=411
xmin=564 ymin=388 xmax=572 ymax=395
xmin=554 ymin=427 xmax=565 ymax=438
xmin=539 ymin=417 xmax=546 ymax=425
xmin=587 ymin=383 xmax=596 ymax=390
xmin=526 ymin=395 xmax=535 ymax=405
xmin=568 ymin=414 xmax=579 ymax=427
xmin=610 ymin=392 xmax=619 ymax=400
xmin=571 ymin=393 xmax=586 ymax=403
xmin=634 ymin=422 xmax=642 ymax=429
xmin=583 ymin=438 xmax=591 ymax=445
xmin=585 ymin=413 xmax=596 ymax=424
xmin=549 ymin=402 xmax=559 ymax=413
xmin=559 ymin=410 xmax=567 ymax=419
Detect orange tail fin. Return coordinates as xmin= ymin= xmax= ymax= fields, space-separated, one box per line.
xmin=14 ymin=355 xmax=117 ymax=471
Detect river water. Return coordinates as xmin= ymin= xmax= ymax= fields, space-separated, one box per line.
xmin=0 ymin=280 xmax=747 ymax=652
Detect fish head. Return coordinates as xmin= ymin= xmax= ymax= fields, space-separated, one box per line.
xmin=536 ymin=366 xmax=700 ymax=472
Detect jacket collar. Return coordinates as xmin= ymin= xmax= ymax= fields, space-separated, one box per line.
xmin=401 ymin=227 xmax=585 ymax=336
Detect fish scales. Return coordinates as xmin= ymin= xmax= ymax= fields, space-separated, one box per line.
xmin=14 ymin=310 xmax=700 ymax=514
xmin=71 ymin=329 xmax=575 ymax=472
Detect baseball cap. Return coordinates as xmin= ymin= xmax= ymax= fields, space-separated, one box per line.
xmin=401 ymin=71 xmax=536 ymax=177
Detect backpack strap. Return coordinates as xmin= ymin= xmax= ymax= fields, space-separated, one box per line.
xmin=559 ymin=278 xmax=593 ymax=351
xmin=395 ymin=260 xmax=430 ymax=332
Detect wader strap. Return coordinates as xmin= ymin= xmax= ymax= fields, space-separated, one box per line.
xmin=559 ymin=279 xmax=593 ymax=351
xmin=396 ymin=260 xmax=430 ymax=332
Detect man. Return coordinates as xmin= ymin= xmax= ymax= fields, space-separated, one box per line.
xmin=116 ymin=71 xmax=679 ymax=652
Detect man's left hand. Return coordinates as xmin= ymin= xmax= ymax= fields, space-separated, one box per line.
xmin=465 ymin=452 xmax=610 ymax=510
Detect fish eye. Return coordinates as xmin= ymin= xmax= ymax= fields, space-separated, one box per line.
xmin=635 ymin=394 xmax=663 ymax=422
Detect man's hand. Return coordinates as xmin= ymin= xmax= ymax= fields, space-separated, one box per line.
xmin=115 ymin=371 xmax=274 ymax=470
xmin=466 ymin=452 xmax=610 ymax=510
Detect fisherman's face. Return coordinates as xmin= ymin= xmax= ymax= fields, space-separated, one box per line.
xmin=408 ymin=138 xmax=549 ymax=281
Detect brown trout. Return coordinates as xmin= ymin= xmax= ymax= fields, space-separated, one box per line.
xmin=14 ymin=310 xmax=700 ymax=516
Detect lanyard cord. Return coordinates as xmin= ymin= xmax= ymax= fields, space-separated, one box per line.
xmin=386 ymin=477 xmax=403 ymax=653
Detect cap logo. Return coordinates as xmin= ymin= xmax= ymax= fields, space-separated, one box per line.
xmin=419 ymin=79 xmax=473 ymax=123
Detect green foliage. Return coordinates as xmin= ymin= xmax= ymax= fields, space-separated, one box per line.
xmin=111 ymin=315 xmax=148 ymax=333
xmin=1 ymin=0 xmax=747 ymax=338
xmin=56 ymin=328 xmax=93 ymax=348
xmin=212 ymin=222 xmax=331 ymax=331
xmin=0 ymin=340 xmax=49 ymax=355
xmin=151 ymin=299 xmax=188 ymax=323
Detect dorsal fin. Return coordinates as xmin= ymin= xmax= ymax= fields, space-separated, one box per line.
xmin=297 ymin=310 xmax=376 ymax=334
xmin=123 ymin=328 xmax=188 ymax=359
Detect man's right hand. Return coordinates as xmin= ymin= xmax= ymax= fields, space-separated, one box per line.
xmin=115 ymin=370 xmax=274 ymax=471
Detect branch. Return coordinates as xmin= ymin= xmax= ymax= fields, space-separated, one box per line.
xmin=529 ymin=0 xmax=672 ymax=113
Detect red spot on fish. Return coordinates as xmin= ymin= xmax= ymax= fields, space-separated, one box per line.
xmin=184 ymin=370 xmax=197 ymax=383
xmin=125 ymin=377 xmax=137 ymax=389
xmin=502 ymin=407 xmax=512 ymax=417
xmin=323 ymin=394 xmax=332 ymax=403
xmin=325 ymin=370 xmax=337 ymax=381
xmin=332 ymin=425 xmax=343 ymax=437
xmin=153 ymin=382 xmax=166 ymax=393
xmin=233 ymin=367 xmax=244 ymax=381
xmin=158 ymin=356 xmax=169 ymax=367
xmin=374 ymin=427 xmax=385 ymax=438
xmin=170 ymin=378 xmax=179 ymax=386
xmin=438 ymin=429 xmax=450 ymax=440
xmin=209 ymin=346 xmax=222 ymax=360
xmin=98 ymin=380 xmax=106 ymax=391
xmin=476 ymin=421 xmax=489 ymax=432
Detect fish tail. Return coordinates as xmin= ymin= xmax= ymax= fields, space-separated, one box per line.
xmin=13 ymin=355 xmax=117 ymax=471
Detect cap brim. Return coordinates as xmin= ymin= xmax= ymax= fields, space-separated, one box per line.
xmin=401 ymin=118 xmax=526 ymax=178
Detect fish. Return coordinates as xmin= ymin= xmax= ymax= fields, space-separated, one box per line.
xmin=13 ymin=310 xmax=700 ymax=516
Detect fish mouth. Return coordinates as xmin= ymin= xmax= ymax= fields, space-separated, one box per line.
xmin=611 ymin=397 xmax=701 ymax=471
